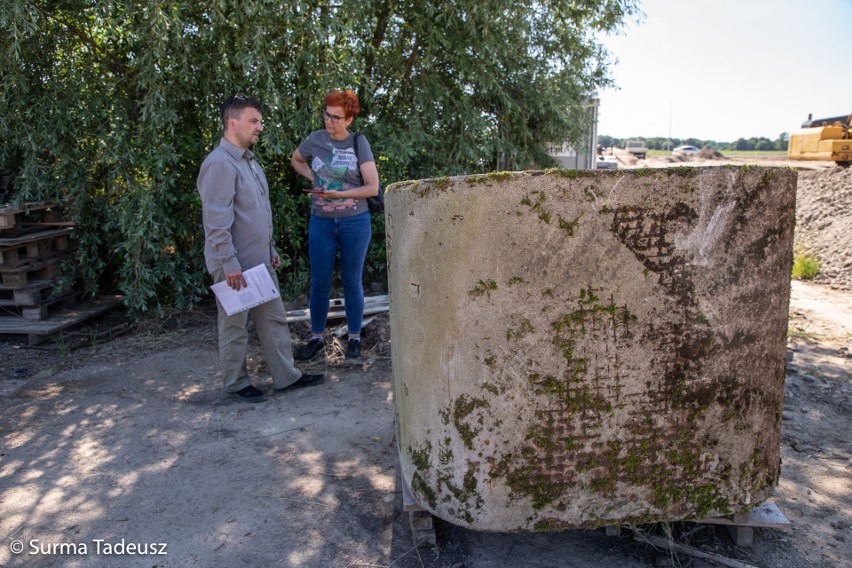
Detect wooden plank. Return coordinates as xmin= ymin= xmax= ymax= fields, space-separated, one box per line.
xmin=0 ymin=201 xmax=63 ymax=230
xmin=0 ymin=279 xmax=56 ymax=293
xmin=20 ymin=221 xmax=77 ymax=228
xmin=0 ymin=295 xmax=123 ymax=344
xmin=694 ymin=501 xmax=791 ymax=530
xmin=285 ymin=295 xmax=389 ymax=323
xmin=0 ymin=227 xmax=74 ymax=247
xmin=21 ymin=305 xmax=49 ymax=321
xmin=0 ymin=201 xmax=62 ymax=216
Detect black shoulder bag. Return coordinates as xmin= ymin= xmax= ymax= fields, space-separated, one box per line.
xmin=353 ymin=133 xmax=384 ymax=214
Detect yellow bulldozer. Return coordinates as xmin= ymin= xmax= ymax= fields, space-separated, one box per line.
xmin=787 ymin=113 xmax=851 ymax=167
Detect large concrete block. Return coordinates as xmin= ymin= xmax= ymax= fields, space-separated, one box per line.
xmin=386 ymin=167 xmax=796 ymax=531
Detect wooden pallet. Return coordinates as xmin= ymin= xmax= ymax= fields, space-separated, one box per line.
xmin=0 ymin=279 xmax=66 ymax=305
xmin=0 ymin=201 xmax=63 ymax=230
xmin=0 ymin=295 xmax=124 ymax=344
xmin=0 ymin=202 xmax=79 ymax=321
xmin=0 ymin=254 xmax=65 ymax=287
xmin=0 ymin=285 xmax=80 ymax=320
xmin=0 ymin=227 xmax=73 ymax=266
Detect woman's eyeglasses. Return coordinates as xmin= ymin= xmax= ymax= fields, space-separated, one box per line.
xmin=323 ymin=111 xmax=345 ymax=124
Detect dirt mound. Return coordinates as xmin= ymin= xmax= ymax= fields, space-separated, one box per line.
xmin=698 ymin=147 xmax=724 ymax=159
xmin=794 ymin=166 xmax=852 ymax=291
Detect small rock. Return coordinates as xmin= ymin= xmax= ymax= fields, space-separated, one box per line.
xmin=782 ymin=411 xmax=794 ymax=420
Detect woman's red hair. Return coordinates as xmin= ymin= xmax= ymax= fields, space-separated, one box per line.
xmin=325 ymin=90 xmax=360 ymax=119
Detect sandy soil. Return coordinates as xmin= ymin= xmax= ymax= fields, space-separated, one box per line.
xmin=0 ymin=155 xmax=849 ymax=568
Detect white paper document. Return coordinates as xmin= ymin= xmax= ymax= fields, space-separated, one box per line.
xmin=211 ymin=264 xmax=281 ymax=316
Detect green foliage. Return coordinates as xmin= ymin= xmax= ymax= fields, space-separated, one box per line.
xmin=792 ymin=253 xmax=820 ymax=281
xmin=1 ymin=0 xmax=639 ymax=313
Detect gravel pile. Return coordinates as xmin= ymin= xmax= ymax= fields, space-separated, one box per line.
xmin=794 ymin=166 xmax=852 ymax=291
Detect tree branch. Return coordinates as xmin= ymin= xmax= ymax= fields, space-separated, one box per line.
xmin=31 ymin=3 xmax=130 ymax=77
xmin=364 ymin=0 xmax=392 ymax=81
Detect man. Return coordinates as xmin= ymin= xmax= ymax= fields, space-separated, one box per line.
xmin=198 ymin=94 xmax=324 ymax=402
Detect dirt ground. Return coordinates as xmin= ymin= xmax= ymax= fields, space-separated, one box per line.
xmin=0 ymin=155 xmax=850 ymax=568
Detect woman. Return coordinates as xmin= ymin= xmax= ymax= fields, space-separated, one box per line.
xmin=291 ymin=90 xmax=380 ymax=360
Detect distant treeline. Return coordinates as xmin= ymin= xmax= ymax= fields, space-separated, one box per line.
xmin=598 ymin=134 xmax=790 ymax=152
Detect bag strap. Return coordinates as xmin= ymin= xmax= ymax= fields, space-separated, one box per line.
xmin=352 ymin=132 xmax=361 ymax=163
xmin=352 ymin=133 xmax=370 ymax=190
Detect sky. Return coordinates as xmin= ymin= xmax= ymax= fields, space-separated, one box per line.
xmin=596 ymin=0 xmax=852 ymax=142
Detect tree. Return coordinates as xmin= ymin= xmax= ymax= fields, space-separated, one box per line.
xmin=351 ymin=0 xmax=641 ymax=176
xmin=734 ymin=138 xmax=751 ymax=151
xmin=1 ymin=0 xmax=640 ymax=313
xmin=755 ymin=138 xmax=776 ymax=151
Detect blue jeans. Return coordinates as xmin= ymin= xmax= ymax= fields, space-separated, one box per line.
xmin=308 ymin=212 xmax=372 ymax=335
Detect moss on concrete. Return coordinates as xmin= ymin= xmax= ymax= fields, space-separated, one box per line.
xmin=506 ymin=317 xmax=535 ymax=341
xmin=438 ymin=438 xmax=454 ymax=465
xmin=519 ymin=190 xmax=554 ymax=224
xmin=527 ymin=373 xmax=564 ymax=397
xmin=543 ymin=168 xmax=598 ymax=179
xmin=557 ymin=214 xmax=582 ymax=236
xmin=465 ymin=171 xmax=516 ymax=185
xmin=533 ymin=518 xmax=575 ymax=532
xmin=469 ymin=278 xmax=498 ymax=298
xmin=410 ymin=176 xmax=453 ymax=197
xmin=453 ymin=394 xmax=490 ymax=450
xmin=410 ymin=440 xmax=432 ymax=471
xmin=412 ymin=471 xmax=438 ymax=509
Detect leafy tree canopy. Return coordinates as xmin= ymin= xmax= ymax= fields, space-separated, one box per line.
xmin=1 ymin=0 xmax=640 ymax=313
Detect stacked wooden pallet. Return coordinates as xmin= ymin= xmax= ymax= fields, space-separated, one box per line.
xmin=0 ymin=202 xmax=122 ymax=344
xmin=0 ymin=201 xmax=76 ymax=320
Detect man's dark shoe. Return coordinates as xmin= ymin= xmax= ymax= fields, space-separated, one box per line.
xmin=232 ymin=385 xmax=266 ymax=403
xmin=295 ymin=338 xmax=324 ymax=361
xmin=345 ymin=339 xmax=361 ymax=359
xmin=276 ymin=373 xmax=325 ymax=393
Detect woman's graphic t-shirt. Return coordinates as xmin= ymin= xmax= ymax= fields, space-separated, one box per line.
xmin=297 ymin=130 xmax=374 ymax=218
